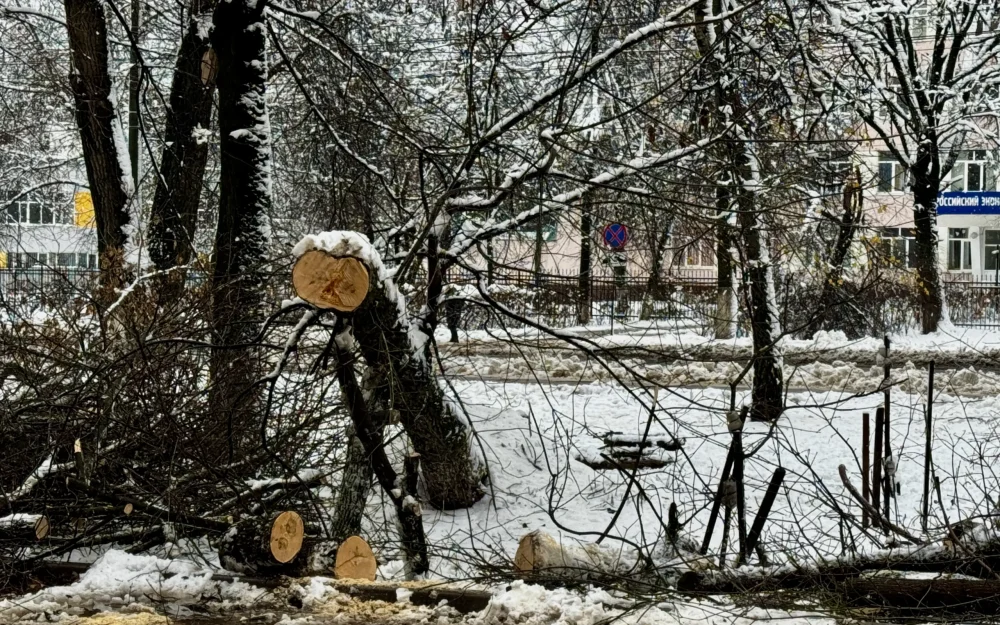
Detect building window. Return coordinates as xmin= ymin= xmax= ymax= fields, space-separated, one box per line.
xmin=879 ymin=227 xmax=917 ymax=267
xmin=816 ymin=154 xmax=853 ymax=196
xmin=877 ymin=153 xmax=906 ymax=193
xmin=986 ymin=230 xmax=1000 ymax=271
xmin=3 ymin=191 xmax=70 ymax=225
xmin=950 ymin=150 xmax=996 ymax=192
xmin=684 ymin=237 xmax=715 ymax=267
xmin=947 ymin=228 xmax=972 ymax=271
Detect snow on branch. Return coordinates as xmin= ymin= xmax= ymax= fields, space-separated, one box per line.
xmin=446 ymin=136 xmax=716 ymax=260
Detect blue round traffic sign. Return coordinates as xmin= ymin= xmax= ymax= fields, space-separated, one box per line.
xmin=602 ymin=223 xmax=629 ymax=250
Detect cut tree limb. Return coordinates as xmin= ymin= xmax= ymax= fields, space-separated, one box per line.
xmin=838 ymin=464 xmax=922 ymax=545
xmin=513 ymin=530 xmax=641 ymax=582
xmin=0 ymin=514 xmax=49 ymax=541
xmin=219 ymin=511 xmax=305 ymax=574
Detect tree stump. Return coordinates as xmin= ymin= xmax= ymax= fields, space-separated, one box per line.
xmin=219 ymin=511 xmax=305 ymax=574
xmin=334 ymin=535 xmax=377 ymax=580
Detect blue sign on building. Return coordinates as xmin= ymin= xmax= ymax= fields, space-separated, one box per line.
xmin=937 ymin=191 xmax=1000 ymax=215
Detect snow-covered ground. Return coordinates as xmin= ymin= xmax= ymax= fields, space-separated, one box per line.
xmin=6 ymin=332 xmax=1000 ymax=624
xmin=0 ymin=554 xmax=837 ymax=625
xmin=422 ymin=379 xmax=998 ymax=578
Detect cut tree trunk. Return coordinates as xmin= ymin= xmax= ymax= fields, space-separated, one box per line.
xmin=293 ymin=236 xmax=487 ymax=510
xmin=149 ymin=0 xmax=220 ymax=292
xmin=328 ymin=325 xmax=429 ymax=576
xmin=207 ymin=0 xmax=272 ymax=459
xmin=328 ymin=426 xmax=374 ymax=543
xmin=64 ymin=0 xmax=133 ymax=293
xmin=513 ymin=530 xmax=641 ymax=582
xmin=219 ymin=511 xmax=305 ymax=574
xmin=842 ymin=577 xmax=1000 ymax=613
xmin=678 ymin=532 xmax=1000 ymax=594
xmin=334 ymin=535 xmax=377 ymax=580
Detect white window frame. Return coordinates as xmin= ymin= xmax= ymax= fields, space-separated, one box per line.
xmin=950 ymin=150 xmax=996 ymax=192
xmin=947 ymin=228 xmax=972 ymax=271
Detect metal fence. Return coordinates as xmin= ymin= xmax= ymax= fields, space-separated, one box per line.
xmin=5 ymin=266 xmax=1000 ymax=333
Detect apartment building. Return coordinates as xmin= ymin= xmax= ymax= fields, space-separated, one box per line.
xmin=0 ymin=188 xmax=98 ymax=270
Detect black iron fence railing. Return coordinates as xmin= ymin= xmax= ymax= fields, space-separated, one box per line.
xmin=4 ymin=266 xmax=1000 ymax=333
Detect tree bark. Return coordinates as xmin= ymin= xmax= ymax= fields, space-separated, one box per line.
xmin=64 ymin=0 xmax=133 ymax=292
xmin=293 ymin=236 xmax=487 ymax=510
xmin=149 ymin=0 xmax=219 ymax=291
xmin=328 ymin=426 xmax=373 ymax=543
xmin=912 ymin=173 xmax=944 ymax=333
xmin=332 ymin=333 xmax=429 ymax=576
xmin=640 ymin=215 xmax=673 ymax=321
xmin=731 ymin=142 xmax=783 ymax=422
xmin=806 ymin=170 xmax=862 ymax=338
xmin=208 ymin=0 xmax=271 ymax=458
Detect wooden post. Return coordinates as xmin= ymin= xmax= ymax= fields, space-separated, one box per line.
xmin=740 ymin=467 xmax=786 ymax=565
xmin=872 ymin=408 xmax=883 ymax=527
xmin=701 ymin=444 xmax=735 ymax=555
xmin=701 ymin=407 xmax=746 ymax=555
xmin=883 ymin=398 xmax=892 ymax=526
xmin=862 ymin=413 xmax=870 ymax=529
xmin=923 ymin=361 xmax=934 ymax=533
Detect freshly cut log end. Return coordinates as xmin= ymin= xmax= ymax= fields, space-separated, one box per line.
xmin=0 ymin=514 xmax=49 ymax=541
xmin=220 ymin=511 xmax=306 ymax=574
xmin=292 ymin=251 xmax=370 ymax=312
xmin=514 ymin=533 xmax=535 ymax=573
xmin=34 ymin=516 xmax=49 ymax=540
xmin=334 ymin=535 xmax=377 ymax=581
xmin=513 ymin=531 xmax=640 ymax=582
xmin=270 ymin=511 xmax=305 ymax=564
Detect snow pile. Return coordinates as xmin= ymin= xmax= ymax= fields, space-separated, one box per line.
xmin=472 ymin=582 xmax=834 ymax=625
xmin=442 ymin=346 xmax=1000 ymax=397
xmin=0 ymin=551 xmax=267 ymax=622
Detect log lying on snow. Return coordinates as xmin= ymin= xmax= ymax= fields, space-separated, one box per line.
xmin=0 ymin=514 xmax=49 ymax=541
xmin=293 ymin=233 xmax=487 ymax=510
xmin=220 ymin=511 xmax=306 ymax=574
xmin=514 ymin=531 xmax=642 ymax=582
xmin=843 ymin=577 xmax=1000 ymax=613
xmin=332 ymin=581 xmax=493 ymax=614
xmin=678 ymin=532 xmax=1000 ymax=594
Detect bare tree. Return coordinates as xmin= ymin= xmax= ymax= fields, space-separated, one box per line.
xmin=64 ymin=0 xmax=134 ymax=291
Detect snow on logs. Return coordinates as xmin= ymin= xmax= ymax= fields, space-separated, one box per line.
xmin=292 ymin=232 xmax=487 ymax=510
xmin=513 ymin=531 xmax=641 ymax=582
xmin=0 ymin=514 xmax=49 ymax=542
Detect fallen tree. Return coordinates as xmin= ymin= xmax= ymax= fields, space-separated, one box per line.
xmin=292 ymin=232 xmax=488 ymax=510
